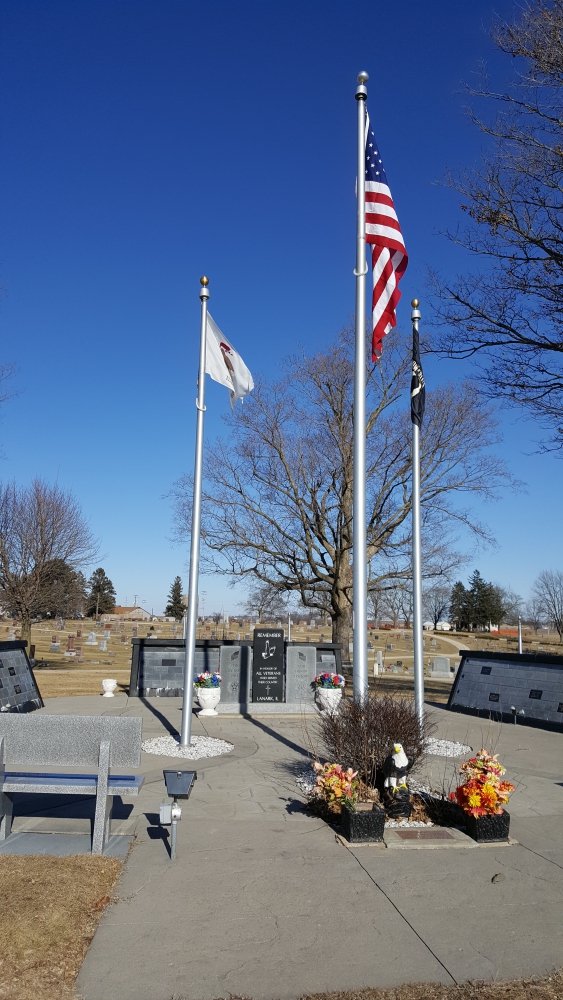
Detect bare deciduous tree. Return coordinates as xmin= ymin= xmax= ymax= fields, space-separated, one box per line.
xmin=431 ymin=0 xmax=563 ymax=451
xmin=423 ymin=583 xmax=452 ymax=628
xmin=242 ymin=582 xmax=291 ymax=623
xmin=525 ymin=596 xmax=546 ymax=631
xmin=0 ymin=480 xmax=98 ymax=646
xmin=171 ymin=330 xmax=513 ymax=647
xmin=532 ymin=569 xmax=563 ymax=640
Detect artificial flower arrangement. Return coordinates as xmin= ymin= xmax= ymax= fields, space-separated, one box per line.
xmin=313 ymin=672 xmax=345 ymax=688
xmin=312 ymin=762 xmax=358 ymax=813
xmin=193 ymin=671 xmax=222 ymax=688
xmin=449 ymin=749 xmax=515 ymax=817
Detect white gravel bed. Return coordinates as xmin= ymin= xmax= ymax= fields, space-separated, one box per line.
xmin=425 ymin=737 xmax=471 ymax=757
xmin=385 ymin=819 xmax=434 ymax=828
xmin=141 ymin=734 xmax=234 ymax=759
xmin=295 ymin=762 xmax=317 ymax=794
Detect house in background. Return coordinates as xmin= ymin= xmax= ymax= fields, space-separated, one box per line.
xmin=106 ymin=605 xmax=152 ymax=621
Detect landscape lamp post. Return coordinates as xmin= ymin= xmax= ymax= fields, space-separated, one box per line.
xmin=180 ymin=277 xmax=210 ymax=747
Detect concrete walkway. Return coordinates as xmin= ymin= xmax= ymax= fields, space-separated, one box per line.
xmin=17 ymin=695 xmax=563 ymax=999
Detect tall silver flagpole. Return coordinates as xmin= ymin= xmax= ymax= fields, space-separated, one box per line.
xmin=180 ymin=276 xmax=210 ymax=747
xmin=411 ymin=299 xmax=424 ymax=723
xmin=353 ymin=72 xmax=369 ymax=701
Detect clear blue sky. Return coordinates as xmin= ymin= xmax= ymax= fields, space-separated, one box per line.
xmin=0 ymin=0 xmax=561 ymax=614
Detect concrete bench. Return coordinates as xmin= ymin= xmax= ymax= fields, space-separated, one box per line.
xmin=0 ymin=714 xmax=144 ymax=854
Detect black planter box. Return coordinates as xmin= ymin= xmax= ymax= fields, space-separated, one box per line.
xmin=340 ymin=803 xmax=385 ymax=843
xmin=464 ymin=810 xmax=510 ymax=843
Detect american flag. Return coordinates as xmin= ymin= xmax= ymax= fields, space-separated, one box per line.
xmin=365 ymin=114 xmax=408 ymax=360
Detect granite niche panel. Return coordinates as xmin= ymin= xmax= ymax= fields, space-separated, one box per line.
xmin=0 ymin=642 xmax=43 ymax=714
xmin=129 ymin=638 xmax=342 ymax=714
xmin=448 ymin=650 xmax=563 ymax=731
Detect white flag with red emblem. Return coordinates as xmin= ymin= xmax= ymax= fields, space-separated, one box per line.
xmin=205 ymin=313 xmax=254 ymax=407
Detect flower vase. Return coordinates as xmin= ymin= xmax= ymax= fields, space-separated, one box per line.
xmin=196 ymin=687 xmax=221 ymax=716
xmin=464 ymin=810 xmax=510 ymax=843
xmin=341 ymin=802 xmax=385 ymax=843
xmin=101 ymin=678 xmax=117 ymax=698
xmin=316 ymin=688 xmax=342 ymax=713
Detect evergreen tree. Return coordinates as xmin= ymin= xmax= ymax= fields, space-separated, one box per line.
xmin=86 ymin=568 xmax=116 ymax=617
xmin=450 ymin=581 xmax=469 ymax=630
xmin=451 ymin=571 xmax=509 ymax=631
xmin=164 ymin=576 xmax=185 ymax=621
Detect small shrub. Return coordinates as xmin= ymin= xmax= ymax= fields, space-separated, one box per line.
xmin=316 ymin=693 xmax=433 ymax=787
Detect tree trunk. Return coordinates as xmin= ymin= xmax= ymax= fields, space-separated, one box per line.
xmin=21 ymin=615 xmax=32 ymax=651
xmin=331 ymin=607 xmax=351 ymax=652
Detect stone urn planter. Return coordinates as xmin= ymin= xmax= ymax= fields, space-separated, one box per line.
xmin=464 ymin=810 xmax=510 ymax=843
xmin=315 ymin=688 xmax=342 ymax=713
xmin=340 ymin=802 xmax=385 ymax=843
xmin=101 ymin=678 xmax=117 ymax=698
xmin=196 ymin=687 xmax=221 ymax=716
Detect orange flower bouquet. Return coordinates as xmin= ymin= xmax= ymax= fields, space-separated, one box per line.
xmin=449 ymin=749 xmax=514 ymax=817
xmin=312 ymin=762 xmax=359 ymax=813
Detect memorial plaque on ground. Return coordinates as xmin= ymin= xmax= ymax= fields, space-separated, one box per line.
xmin=252 ymin=629 xmax=285 ymax=702
xmin=0 ymin=641 xmax=43 ymax=713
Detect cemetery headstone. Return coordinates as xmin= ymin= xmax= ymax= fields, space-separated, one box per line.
xmin=7 ymin=630 xmax=15 ymax=642
xmin=386 ymin=643 xmax=394 ymax=651
xmin=76 ymin=629 xmax=82 ymax=639
xmin=252 ymin=629 xmax=285 ymax=703
xmin=132 ymin=625 xmax=138 ymax=637
xmin=99 ymin=639 xmax=107 ymax=652
xmin=431 ymin=655 xmax=451 ymax=677
xmin=121 ymin=634 xmax=127 ymax=644
xmin=86 ymin=631 xmax=98 ymax=645
xmin=49 ymin=635 xmax=60 ymax=652
xmin=65 ymin=635 xmax=75 ymax=654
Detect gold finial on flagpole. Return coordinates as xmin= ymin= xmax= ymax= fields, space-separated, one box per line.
xmin=411 ymin=298 xmax=420 ymax=308
xmin=200 ymin=276 xmax=209 ymax=286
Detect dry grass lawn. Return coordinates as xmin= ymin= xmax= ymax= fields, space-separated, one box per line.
xmin=201 ymin=974 xmax=563 ymax=1000
xmin=299 ymin=976 xmax=563 ymax=1000
xmin=0 ymin=854 xmax=122 ymax=1000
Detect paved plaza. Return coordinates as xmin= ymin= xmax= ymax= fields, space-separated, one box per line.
xmin=7 ymin=694 xmax=563 ymax=1000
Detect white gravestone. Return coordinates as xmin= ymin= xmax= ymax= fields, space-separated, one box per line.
xmin=431 ymin=655 xmax=451 ymax=677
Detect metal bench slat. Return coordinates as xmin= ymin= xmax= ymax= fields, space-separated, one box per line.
xmin=2 ymin=772 xmax=144 ymax=795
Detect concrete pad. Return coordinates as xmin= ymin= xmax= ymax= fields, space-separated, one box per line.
xmin=384 ymin=826 xmax=477 ymax=849
xmin=19 ymin=694 xmax=562 ymax=998
xmin=0 ymin=832 xmax=131 ymax=857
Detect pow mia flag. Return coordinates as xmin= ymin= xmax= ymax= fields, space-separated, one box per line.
xmin=410 ymin=322 xmax=425 ymax=428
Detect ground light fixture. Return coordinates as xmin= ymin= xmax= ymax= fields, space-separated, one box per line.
xmin=160 ymin=769 xmax=197 ymax=860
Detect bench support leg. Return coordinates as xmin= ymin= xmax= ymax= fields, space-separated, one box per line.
xmin=0 ymin=792 xmax=12 ymax=842
xmin=93 ymin=741 xmax=111 ymax=855
xmin=0 ymin=737 xmax=12 ymax=842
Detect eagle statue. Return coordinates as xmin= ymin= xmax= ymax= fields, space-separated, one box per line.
xmin=382 ymin=742 xmax=412 ymax=793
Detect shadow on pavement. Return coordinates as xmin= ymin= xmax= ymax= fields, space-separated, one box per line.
xmin=140 ymin=696 xmax=181 ymax=736
xmin=242 ymin=714 xmax=310 ymax=757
